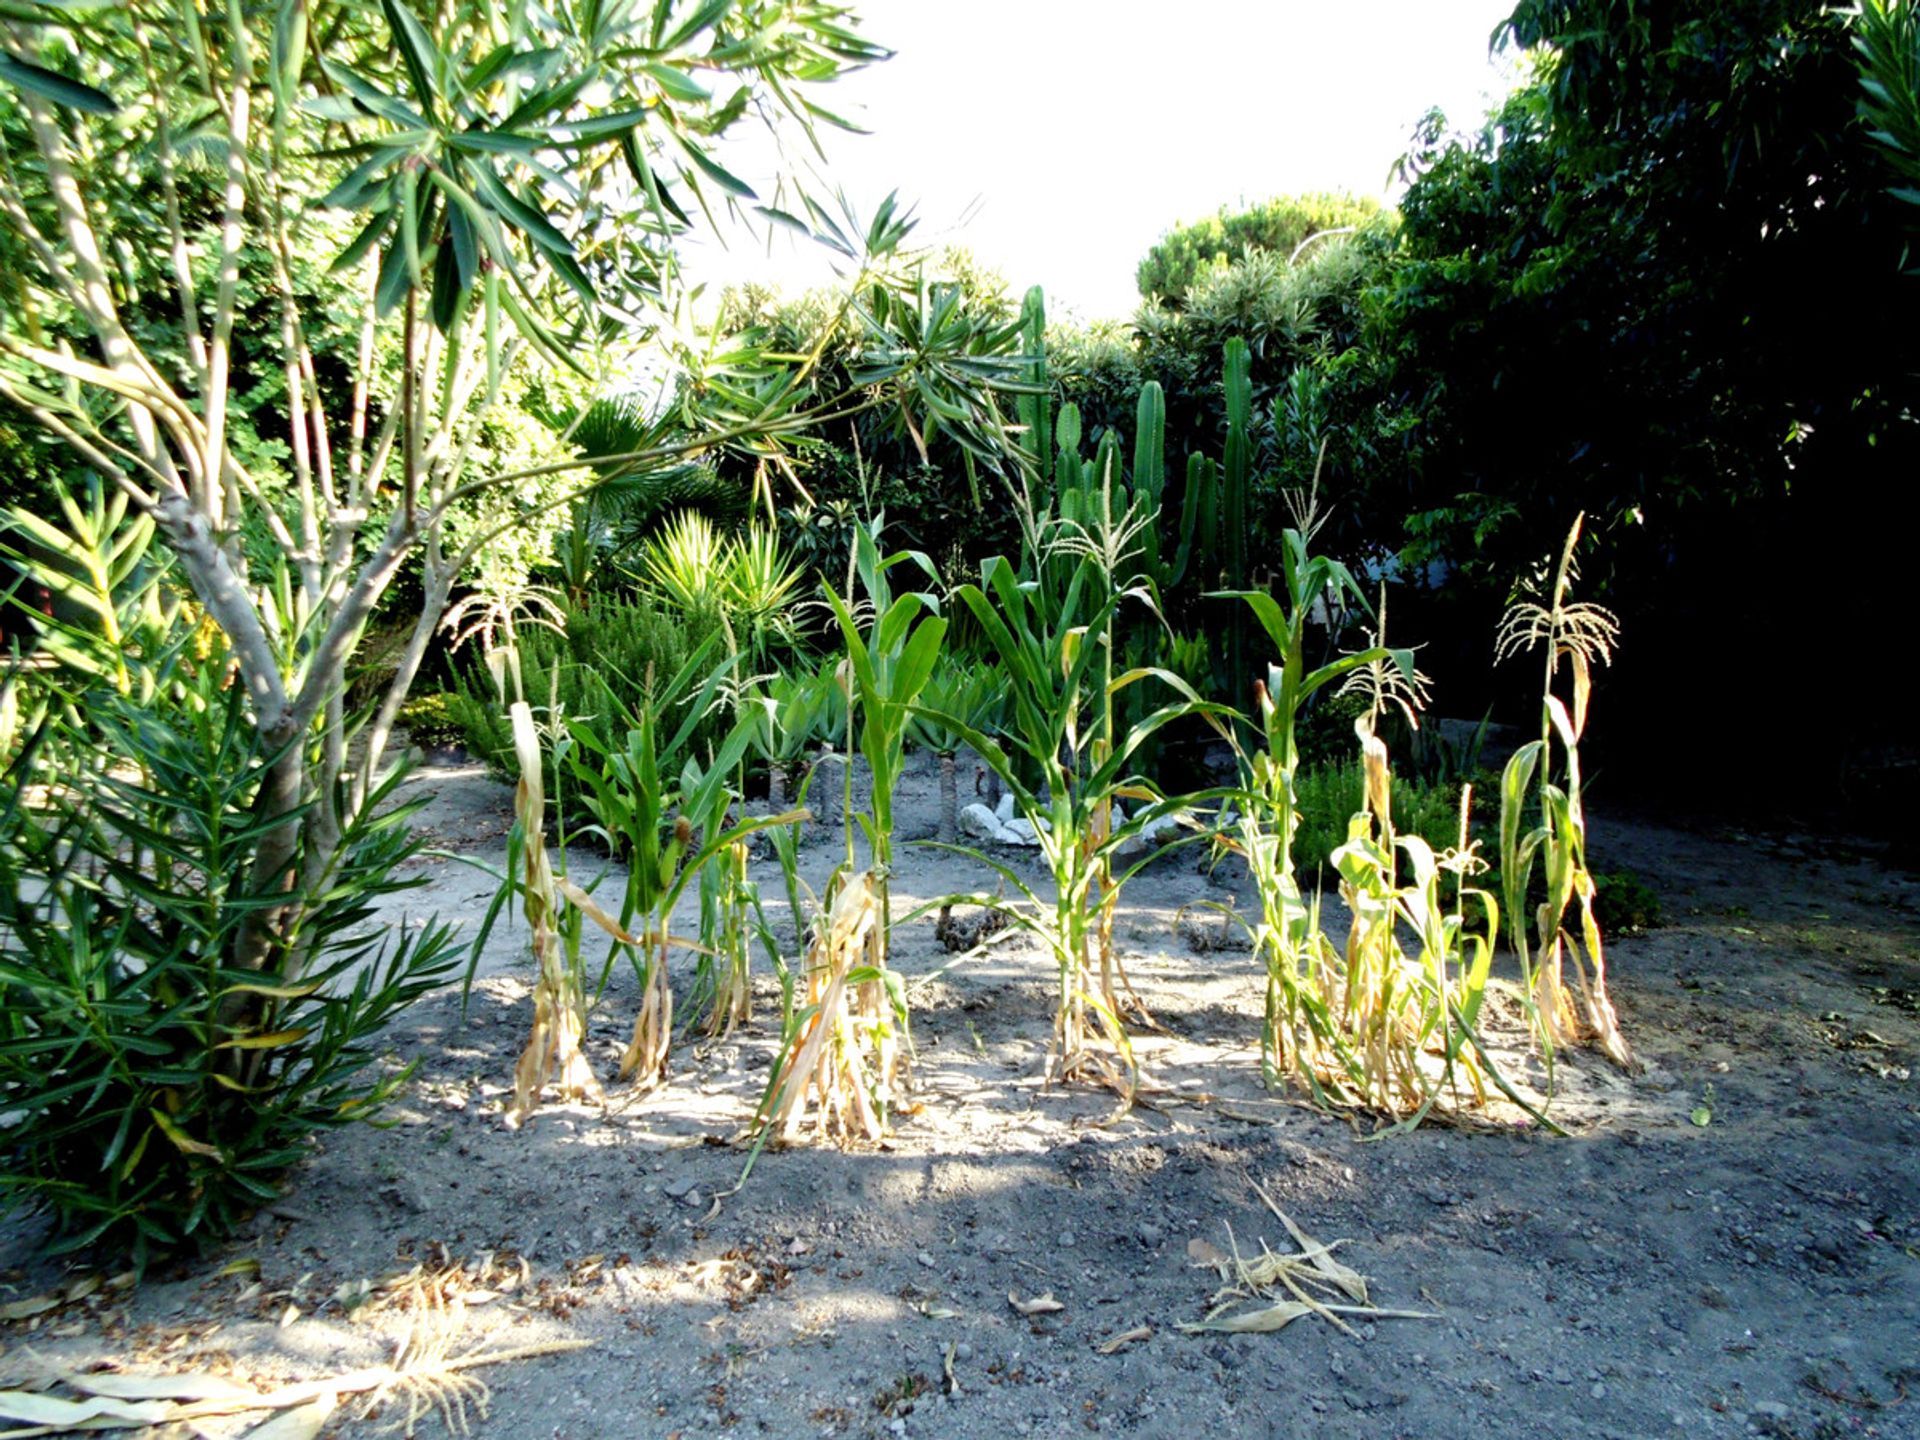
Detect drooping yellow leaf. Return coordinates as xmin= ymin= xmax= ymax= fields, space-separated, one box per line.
xmin=216 ymin=1029 xmax=311 ymax=1050
xmin=148 ymin=1109 xmax=222 ymax=1161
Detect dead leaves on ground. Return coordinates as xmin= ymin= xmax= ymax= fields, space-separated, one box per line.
xmin=1179 ymin=1179 xmax=1437 ymax=1338
xmin=0 ymin=1304 xmax=587 ymax=1438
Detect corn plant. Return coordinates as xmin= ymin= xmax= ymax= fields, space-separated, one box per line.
xmin=1217 ymin=530 xmax=1399 ymax=1079
xmin=1315 ymin=738 xmax=1500 ymax=1123
xmin=750 ymin=867 xmax=908 ymax=1145
xmin=683 ymin=746 xmax=769 ymax=1042
xmin=562 ymin=648 xmax=800 ymax=1088
xmin=929 ymin=545 xmax=1224 ymax=1100
xmin=1495 ymin=515 xmax=1635 ymax=1072
xmin=907 ymin=655 xmax=1005 ymax=844
xmin=501 ymin=702 xmax=606 ymax=1127
xmin=824 ymin=520 xmax=948 ymax=963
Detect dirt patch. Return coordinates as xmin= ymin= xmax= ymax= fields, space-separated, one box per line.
xmin=5 ymin=749 xmax=1918 ymax=1440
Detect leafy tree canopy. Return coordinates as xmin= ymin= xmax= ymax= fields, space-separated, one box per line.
xmin=1136 ymin=192 xmax=1384 ymax=307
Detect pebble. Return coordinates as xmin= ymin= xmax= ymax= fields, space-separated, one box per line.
xmin=955 ymin=1342 xmax=974 ymax=1361
xmin=1591 ymin=1383 xmax=1608 ymax=1400
xmin=916 ymin=1251 xmax=935 ymax=1268
xmin=889 ymin=1421 xmax=907 ymax=1437
xmin=1138 ymin=1223 xmax=1164 ymax=1249
xmin=1750 ymin=1401 xmax=1789 ymax=1422
xmin=1058 ymin=1230 xmax=1076 ymax=1248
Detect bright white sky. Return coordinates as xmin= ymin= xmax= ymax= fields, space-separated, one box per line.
xmin=681 ymin=1 xmax=1527 ymax=323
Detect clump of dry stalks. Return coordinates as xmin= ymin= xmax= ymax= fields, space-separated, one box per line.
xmin=504 ymin=701 xmax=633 ymax=1128
xmin=1180 ymin=1179 xmax=1436 ymax=1337
xmin=752 ymin=869 xmax=910 ymax=1145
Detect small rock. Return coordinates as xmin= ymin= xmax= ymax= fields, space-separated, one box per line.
xmin=916 ymin=1251 xmax=935 ymax=1269
xmin=661 ymin=1175 xmax=697 ymax=1200
xmin=1591 ymin=1383 xmax=1607 ymax=1400
xmin=960 ymin=802 xmax=1002 ymax=841
xmin=889 ymin=1420 xmax=906 ymax=1437
xmin=1750 ymin=1401 xmax=1789 ymax=1422
xmin=1138 ymin=1223 xmax=1164 ymax=1249
xmin=955 ymin=1342 xmax=974 ymax=1362
xmin=1058 ymin=1230 xmax=1076 ymax=1248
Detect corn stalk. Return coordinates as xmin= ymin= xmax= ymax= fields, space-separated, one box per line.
xmin=751 ymin=868 xmax=908 ymax=1144
xmin=1495 ymin=514 xmax=1635 ymax=1072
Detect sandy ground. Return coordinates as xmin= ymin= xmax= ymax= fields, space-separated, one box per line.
xmin=4 ymin=744 xmax=1919 ymax=1440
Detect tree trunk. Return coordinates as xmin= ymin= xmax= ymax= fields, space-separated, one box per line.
xmin=938 ymin=752 xmax=958 ymax=844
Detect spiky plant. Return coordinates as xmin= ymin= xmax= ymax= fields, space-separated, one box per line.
xmin=1494 ymin=514 xmax=1635 ymax=1072
xmin=908 ymin=655 xmax=1005 ymax=844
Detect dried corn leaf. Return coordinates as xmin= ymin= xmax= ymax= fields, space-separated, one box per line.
xmin=1097 ymin=1326 xmax=1152 ymax=1354
xmin=1250 ymin=1181 xmax=1369 ymax=1304
xmin=1007 ymin=1291 xmax=1064 ymax=1317
xmin=1179 ymin=1301 xmax=1317 ymax=1334
xmin=0 ymin=1297 xmax=58 ymax=1323
xmin=556 ymin=879 xmax=638 ymax=944
xmin=63 ymin=1373 xmax=257 ymax=1404
xmin=0 ymin=1389 xmax=174 ymax=1427
xmin=241 ymin=1393 xmax=335 ymax=1440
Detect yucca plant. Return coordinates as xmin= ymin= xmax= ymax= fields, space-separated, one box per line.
xmin=907 ymin=654 xmax=1006 ymax=843
xmin=1494 ymin=515 xmax=1635 ymax=1072
xmin=639 ymin=511 xmax=804 ymax=671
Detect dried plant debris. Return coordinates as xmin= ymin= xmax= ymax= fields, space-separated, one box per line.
xmin=1179 ymin=1181 xmax=1436 ymax=1338
xmin=0 ymin=1282 xmax=588 ymax=1438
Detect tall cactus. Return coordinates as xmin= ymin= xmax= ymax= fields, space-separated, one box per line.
xmin=1016 ymin=285 xmax=1053 ymax=486
xmin=1133 ymin=383 xmax=1166 ymax=580
xmin=1221 ymin=337 xmax=1253 ymax=703
xmin=1222 ymin=337 xmax=1251 ymax=592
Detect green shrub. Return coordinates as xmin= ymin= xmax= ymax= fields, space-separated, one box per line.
xmin=449 ymin=590 xmax=731 ymax=780
xmin=1 ymin=622 xmax=454 ymax=1268
xmin=396 ymin=690 xmax=465 ymax=748
xmin=1594 ymin=870 xmax=1662 ymax=933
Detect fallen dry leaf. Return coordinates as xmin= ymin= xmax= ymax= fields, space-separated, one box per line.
xmin=242 ymin=1391 xmax=337 ymax=1440
xmin=1097 ymin=1325 xmax=1152 ymax=1354
xmin=1007 ymin=1291 xmax=1065 ymax=1317
xmin=64 ymin=1371 xmax=257 ymax=1404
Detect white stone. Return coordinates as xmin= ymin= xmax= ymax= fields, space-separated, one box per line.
xmin=994 ymin=792 xmax=1015 ymax=824
xmin=999 ymin=819 xmax=1043 ymax=846
xmin=959 ymin=802 xmax=1001 ymax=841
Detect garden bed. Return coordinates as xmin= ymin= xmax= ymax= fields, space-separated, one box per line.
xmin=3 ymin=748 xmax=1917 ymax=1440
